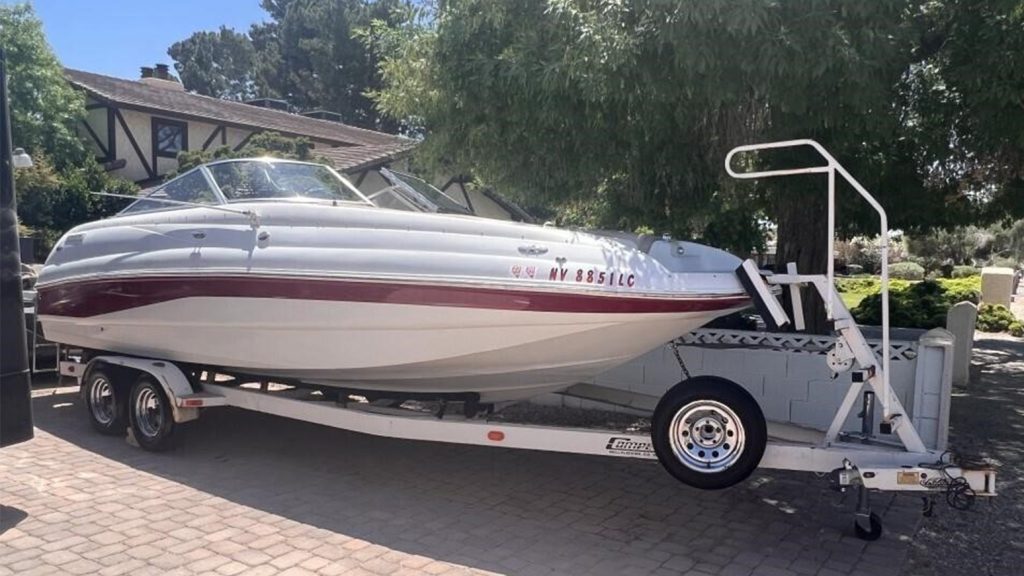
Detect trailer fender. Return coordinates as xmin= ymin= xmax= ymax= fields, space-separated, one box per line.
xmin=86 ymin=356 xmax=199 ymax=423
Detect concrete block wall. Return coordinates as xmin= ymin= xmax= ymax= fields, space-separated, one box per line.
xmin=531 ymin=328 xmax=952 ymax=450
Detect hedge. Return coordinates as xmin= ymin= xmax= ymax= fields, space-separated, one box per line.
xmin=850 ymin=277 xmax=982 ymax=330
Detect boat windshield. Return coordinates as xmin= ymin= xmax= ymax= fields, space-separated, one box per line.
xmin=119 ymin=159 xmax=373 ymax=215
xmin=366 ymin=168 xmax=473 ymax=215
xmin=207 ymin=160 xmax=368 ymax=204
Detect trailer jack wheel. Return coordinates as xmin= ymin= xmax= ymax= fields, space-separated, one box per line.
xmin=128 ymin=376 xmax=177 ymax=452
xmin=854 ymin=511 xmax=883 ymax=541
xmin=652 ymin=376 xmax=767 ymax=490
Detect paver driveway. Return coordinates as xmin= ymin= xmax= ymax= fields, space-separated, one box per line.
xmin=1 ymin=376 xmax=921 ymax=576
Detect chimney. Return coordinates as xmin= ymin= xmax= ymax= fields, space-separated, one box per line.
xmin=139 ymin=63 xmax=184 ymax=91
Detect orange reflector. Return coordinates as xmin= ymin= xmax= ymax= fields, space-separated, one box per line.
xmin=487 ymin=430 xmax=505 ymax=442
xmin=182 ymin=399 xmax=203 ymax=407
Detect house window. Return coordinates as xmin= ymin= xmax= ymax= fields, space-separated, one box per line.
xmin=152 ymin=117 xmax=188 ymax=158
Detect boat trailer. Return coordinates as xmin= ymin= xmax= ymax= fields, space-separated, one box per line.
xmin=59 ymin=140 xmax=995 ymax=541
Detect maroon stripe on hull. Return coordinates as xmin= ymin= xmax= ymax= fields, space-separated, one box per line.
xmin=37 ymin=276 xmax=750 ymax=318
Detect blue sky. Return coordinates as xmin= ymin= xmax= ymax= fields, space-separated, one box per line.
xmin=5 ymin=0 xmax=269 ymax=79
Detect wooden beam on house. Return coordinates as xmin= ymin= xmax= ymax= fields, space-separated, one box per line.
xmin=113 ymin=107 xmax=155 ymax=179
xmin=233 ymin=130 xmax=260 ymax=152
xmin=201 ymin=126 xmax=226 ymax=151
xmin=106 ymin=107 xmax=116 ymax=162
xmin=80 ymin=119 xmax=109 ymax=159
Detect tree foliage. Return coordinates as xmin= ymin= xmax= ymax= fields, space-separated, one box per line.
xmin=4 ymin=3 xmax=139 ymax=259
xmin=371 ymin=0 xmax=1024 ymax=238
xmin=369 ymin=2 xmax=930 ymax=250
xmin=168 ymin=26 xmax=258 ymax=101
xmin=168 ymin=0 xmax=412 ymax=130
xmin=173 ymin=132 xmax=321 ymax=174
xmin=15 ymin=155 xmax=138 ymax=259
xmin=1 ymin=4 xmax=86 ymax=169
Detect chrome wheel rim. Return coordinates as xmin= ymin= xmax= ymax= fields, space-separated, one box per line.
xmin=88 ymin=377 xmax=116 ymax=425
xmin=668 ymin=399 xmax=745 ymax=473
xmin=134 ymin=387 xmax=163 ymax=438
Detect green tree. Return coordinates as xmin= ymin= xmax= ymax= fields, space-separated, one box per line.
xmin=168 ymin=26 xmax=258 ymax=101
xmin=0 ymin=3 xmax=86 ymax=168
xmin=14 ymin=155 xmax=138 ymax=259
xmin=3 ymin=3 xmax=139 ymax=259
xmin=169 ymin=0 xmax=412 ymax=130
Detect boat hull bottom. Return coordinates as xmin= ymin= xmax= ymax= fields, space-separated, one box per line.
xmin=41 ymin=297 xmax=747 ymax=403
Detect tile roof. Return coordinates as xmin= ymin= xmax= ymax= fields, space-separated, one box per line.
xmin=314 ymin=142 xmax=417 ymax=173
xmin=65 ymin=68 xmax=412 ymax=150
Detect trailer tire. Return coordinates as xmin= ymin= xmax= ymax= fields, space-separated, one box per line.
xmin=652 ymin=376 xmax=767 ymax=490
xmin=128 ymin=375 xmax=177 ymax=452
xmin=82 ymin=368 xmax=128 ymax=436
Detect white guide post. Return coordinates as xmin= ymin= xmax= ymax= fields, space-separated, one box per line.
xmin=724 ymin=140 xmax=894 ymax=421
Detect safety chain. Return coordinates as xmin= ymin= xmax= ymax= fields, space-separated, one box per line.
xmin=669 ymin=340 xmax=692 ymax=380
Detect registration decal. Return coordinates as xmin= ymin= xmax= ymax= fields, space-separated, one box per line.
xmin=548 ymin=267 xmax=636 ymax=287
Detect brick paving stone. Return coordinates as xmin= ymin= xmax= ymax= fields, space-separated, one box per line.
xmin=279 ymin=567 xmax=318 ymax=576
xmin=187 ymin=552 xmax=234 ymax=572
xmin=62 ymin=558 xmax=104 ymax=575
xmin=234 ymin=548 xmax=274 ymax=566
xmin=271 ymin=549 xmax=315 ymax=570
xmin=217 ymin=560 xmax=251 ymax=575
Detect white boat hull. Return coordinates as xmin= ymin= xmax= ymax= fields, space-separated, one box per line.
xmin=40 ymin=289 xmax=745 ymax=401
xmin=38 ymin=195 xmax=749 ymax=402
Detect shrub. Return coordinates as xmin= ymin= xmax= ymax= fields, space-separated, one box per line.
xmin=853 ymin=280 xmax=949 ymax=329
xmin=976 ymin=304 xmax=1017 ymax=333
xmin=888 ymin=261 xmax=925 ymax=280
xmin=1009 ymin=321 xmax=1024 ymax=338
xmin=939 ymin=276 xmax=982 ymax=304
xmin=850 ymin=277 xmax=981 ymax=329
xmin=951 ymin=266 xmax=980 ymax=278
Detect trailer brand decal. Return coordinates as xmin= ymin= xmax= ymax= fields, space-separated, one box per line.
xmin=548 ymin=267 xmax=636 ymax=288
xmin=605 ymin=437 xmax=655 ymax=457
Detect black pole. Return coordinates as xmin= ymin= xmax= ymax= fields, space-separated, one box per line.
xmin=0 ymin=46 xmax=34 ymax=448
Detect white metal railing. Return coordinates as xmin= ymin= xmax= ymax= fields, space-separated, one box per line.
xmin=724 ymin=139 xmax=894 ymax=419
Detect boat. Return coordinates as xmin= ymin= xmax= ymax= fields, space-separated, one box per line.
xmin=35 ymin=158 xmax=749 ymax=402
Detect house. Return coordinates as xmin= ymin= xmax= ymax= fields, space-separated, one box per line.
xmin=65 ymin=64 xmax=530 ymax=221
xmin=65 ymin=64 xmax=415 ymax=189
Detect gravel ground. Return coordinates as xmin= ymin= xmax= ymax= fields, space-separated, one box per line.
xmin=903 ymin=333 xmax=1024 ymax=576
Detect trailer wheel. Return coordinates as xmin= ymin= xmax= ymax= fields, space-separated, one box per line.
xmin=82 ymin=368 xmax=128 ymax=435
xmin=652 ymin=376 xmax=767 ymax=490
xmin=128 ymin=376 xmax=177 ymax=452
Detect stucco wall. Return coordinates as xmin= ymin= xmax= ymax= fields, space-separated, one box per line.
xmin=80 ymin=105 xmax=259 ymax=183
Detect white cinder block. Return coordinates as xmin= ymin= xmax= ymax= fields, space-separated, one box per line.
xmin=534 ymin=328 xmax=949 ymax=447
xmin=742 ymin=350 xmax=790 ymax=384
